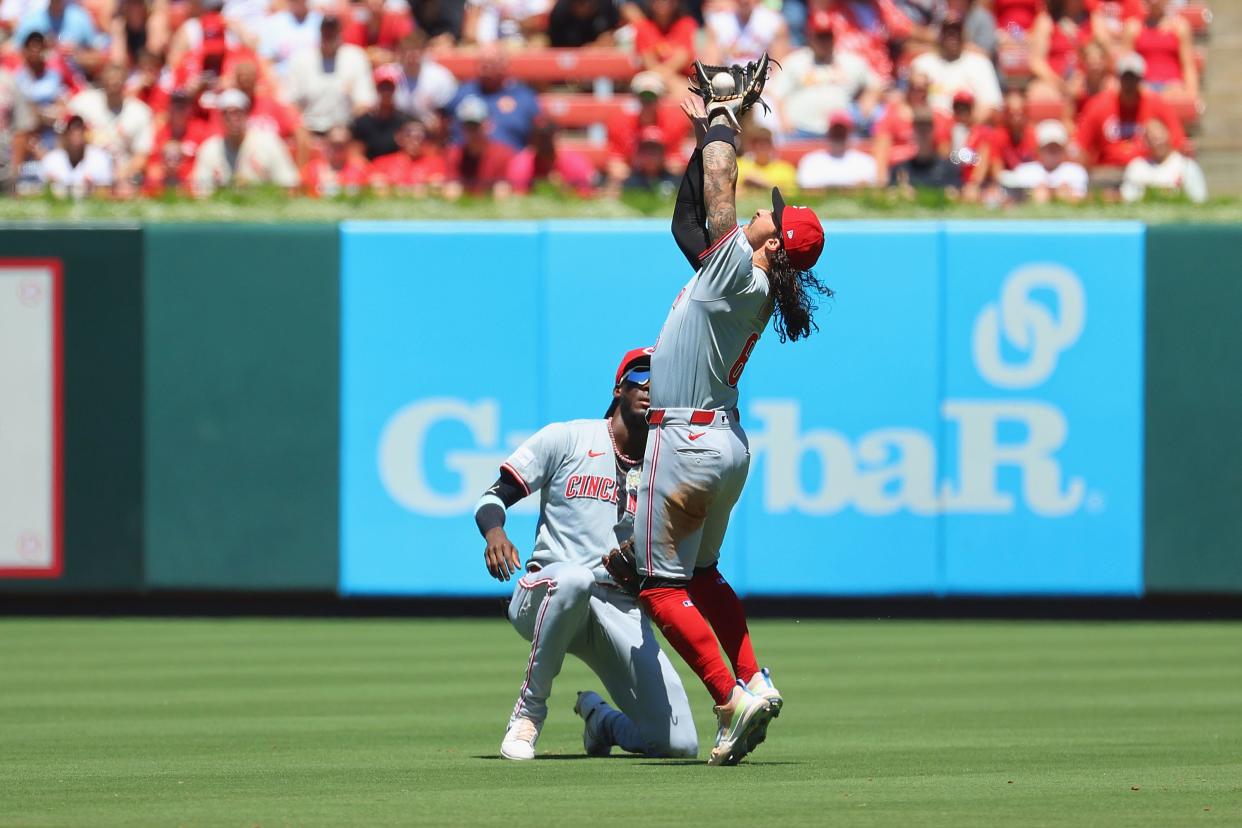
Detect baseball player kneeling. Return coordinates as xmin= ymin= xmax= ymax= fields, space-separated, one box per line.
xmin=473 ymin=348 xmax=698 ymax=761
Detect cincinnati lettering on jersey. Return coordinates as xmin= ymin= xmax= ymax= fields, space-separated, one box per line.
xmin=564 ymin=474 xmax=635 ymax=513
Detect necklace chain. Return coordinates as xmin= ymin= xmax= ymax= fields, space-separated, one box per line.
xmin=607 ymin=418 xmax=641 ymax=467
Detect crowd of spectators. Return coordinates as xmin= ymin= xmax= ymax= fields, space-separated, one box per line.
xmin=0 ymin=0 xmax=1211 ymax=202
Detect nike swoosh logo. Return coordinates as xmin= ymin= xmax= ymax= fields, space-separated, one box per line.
xmin=588 ymin=450 xmax=605 ymax=457
xmin=688 ymin=432 xmax=707 ymax=441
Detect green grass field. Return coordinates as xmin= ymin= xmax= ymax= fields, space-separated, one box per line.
xmin=2 ymin=619 xmax=1239 ymax=827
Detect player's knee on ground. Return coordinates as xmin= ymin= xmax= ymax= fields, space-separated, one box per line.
xmin=666 ymin=727 xmax=700 ymax=759
xmin=648 ymin=724 xmax=699 ymax=759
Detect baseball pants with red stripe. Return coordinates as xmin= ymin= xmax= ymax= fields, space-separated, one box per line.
xmin=635 ymin=413 xmax=751 ymax=581
xmin=507 ymin=561 xmax=698 ymax=757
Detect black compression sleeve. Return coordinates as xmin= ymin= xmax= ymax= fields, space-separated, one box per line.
xmin=671 ymin=146 xmax=710 ymax=269
xmin=473 ymin=472 xmax=527 ymax=537
xmin=703 ymin=123 xmax=740 ymax=151
xmin=475 ymin=503 xmax=506 ymax=536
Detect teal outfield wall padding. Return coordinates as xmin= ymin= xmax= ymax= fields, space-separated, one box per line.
xmin=3 ymin=220 xmax=1239 ymax=599
xmin=143 ymin=225 xmax=339 ymax=590
xmin=1144 ymin=225 xmax=1242 ymax=593
xmin=0 ymin=227 xmax=145 ymax=592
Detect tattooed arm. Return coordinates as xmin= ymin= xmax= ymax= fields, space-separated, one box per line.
xmin=700 ymin=106 xmax=740 ymax=244
xmin=671 ymin=97 xmax=740 ymax=264
xmin=702 ymin=129 xmax=739 ymax=245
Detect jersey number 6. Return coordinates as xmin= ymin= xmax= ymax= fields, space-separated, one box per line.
xmin=727 ymin=333 xmax=760 ymax=387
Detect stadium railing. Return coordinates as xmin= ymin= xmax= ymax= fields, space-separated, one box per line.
xmin=434 ymin=47 xmax=638 ymax=85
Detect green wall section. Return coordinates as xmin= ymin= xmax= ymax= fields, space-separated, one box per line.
xmin=1144 ymin=225 xmax=1242 ymax=593
xmin=0 ymin=228 xmax=145 ymax=591
xmin=143 ymin=225 xmax=339 ymax=590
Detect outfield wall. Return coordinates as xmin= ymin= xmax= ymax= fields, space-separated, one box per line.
xmin=143 ymin=225 xmax=339 ymax=591
xmin=0 ymin=229 xmax=144 ymax=593
xmin=0 ymin=221 xmax=1237 ymax=599
xmin=1144 ymin=225 xmax=1242 ymax=593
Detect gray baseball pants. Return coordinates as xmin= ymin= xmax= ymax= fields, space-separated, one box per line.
xmin=507 ymin=561 xmax=698 ymax=757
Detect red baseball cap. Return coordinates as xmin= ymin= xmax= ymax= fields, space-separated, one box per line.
xmin=807 ymin=10 xmax=835 ymax=35
xmin=828 ymin=110 xmax=853 ymax=129
xmin=374 ymin=64 xmax=402 ymax=87
xmin=771 ymin=188 xmax=825 ymax=272
xmin=200 ymin=11 xmax=226 ymax=55
xmin=615 ymin=346 xmax=654 ymax=385
xmin=637 ymin=126 xmax=666 ymax=147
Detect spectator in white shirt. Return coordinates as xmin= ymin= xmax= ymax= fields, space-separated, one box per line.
xmin=287 ymin=14 xmax=377 ymax=134
xmin=69 ymin=62 xmax=154 ymax=190
xmin=0 ymin=66 xmax=36 ymax=192
xmin=392 ymin=31 xmax=457 ymax=123
xmin=0 ymin=0 xmax=39 ymax=29
xmin=40 ymin=114 xmax=113 ymax=196
xmin=704 ymin=0 xmax=789 ymax=65
xmin=223 ymin=0 xmax=273 ymax=41
xmin=1002 ymin=119 xmax=1088 ymax=203
xmin=257 ymin=0 xmax=322 ymax=77
xmin=462 ymin=0 xmax=552 ymax=45
xmin=192 ymin=88 xmax=300 ymax=193
xmin=911 ymin=15 xmax=1001 ymax=117
xmin=1121 ymin=118 xmax=1206 ymax=204
xmin=769 ymin=10 xmax=883 ymax=139
xmin=795 ymin=110 xmax=878 ymax=189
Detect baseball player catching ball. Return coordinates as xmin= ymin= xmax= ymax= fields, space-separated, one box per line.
xmin=474 ymin=348 xmax=698 ymax=761
xmin=628 ymin=57 xmax=831 ymax=766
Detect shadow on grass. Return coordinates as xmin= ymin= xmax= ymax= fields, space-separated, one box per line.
xmin=635 ymin=760 xmax=803 ymax=767
xmin=473 ymin=754 xmax=635 ymax=761
xmin=474 ymin=755 xmax=802 ymax=766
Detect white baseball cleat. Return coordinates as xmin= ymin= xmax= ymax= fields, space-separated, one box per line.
xmin=573 ymin=690 xmax=612 ymax=757
xmin=500 ymin=715 xmax=542 ymax=761
xmin=744 ymin=667 xmax=783 ymax=752
xmin=747 ymin=667 xmax=784 ymax=714
xmin=707 ymin=683 xmax=772 ymax=766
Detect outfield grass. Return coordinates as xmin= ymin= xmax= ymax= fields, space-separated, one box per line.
xmin=1 ymin=619 xmax=1238 ymax=827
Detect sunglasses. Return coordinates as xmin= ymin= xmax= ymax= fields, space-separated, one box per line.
xmin=621 ymin=366 xmax=651 ymax=387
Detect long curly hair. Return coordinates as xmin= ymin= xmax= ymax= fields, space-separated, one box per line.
xmin=768 ymin=248 xmax=833 ymax=343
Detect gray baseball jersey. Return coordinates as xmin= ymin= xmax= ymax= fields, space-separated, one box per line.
xmin=500 ymin=418 xmax=639 ymax=580
xmin=650 ymin=225 xmax=773 ymax=411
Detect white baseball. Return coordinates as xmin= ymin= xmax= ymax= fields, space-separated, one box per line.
xmin=711 ymin=74 xmax=736 ymax=96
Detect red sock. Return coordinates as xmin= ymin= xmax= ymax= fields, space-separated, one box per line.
xmin=640 ymin=586 xmax=736 ymax=705
xmin=689 ymin=566 xmax=760 ymax=684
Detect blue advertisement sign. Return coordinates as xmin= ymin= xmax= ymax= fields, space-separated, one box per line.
xmin=940 ymin=223 xmax=1145 ymax=594
xmin=738 ymin=223 xmax=942 ymax=595
xmin=340 ymin=222 xmax=544 ymax=595
xmin=339 ymin=220 xmax=1144 ymax=597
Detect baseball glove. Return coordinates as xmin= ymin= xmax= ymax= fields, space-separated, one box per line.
xmin=602 ymin=539 xmax=641 ymax=597
xmin=688 ymin=53 xmax=774 ymax=130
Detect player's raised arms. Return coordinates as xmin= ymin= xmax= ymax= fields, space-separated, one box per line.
xmin=700 ymin=115 xmax=740 ymax=244
xmin=669 ymin=97 xmax=742 ymax=268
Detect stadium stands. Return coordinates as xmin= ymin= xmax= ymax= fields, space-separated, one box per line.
xmin=0 ymin=0 xmax=1215 ymax=203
